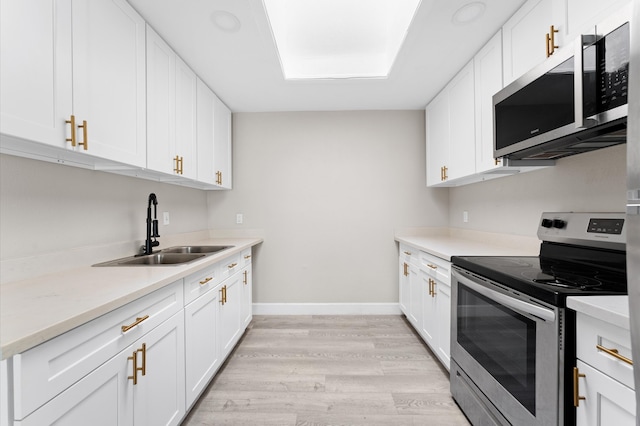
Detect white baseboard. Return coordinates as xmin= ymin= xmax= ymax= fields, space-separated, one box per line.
xmin=252 ymin=303 xmax=402 ymax=315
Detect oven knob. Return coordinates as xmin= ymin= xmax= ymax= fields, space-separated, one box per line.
xmin=541 ymin=219 xmax=553 ymax=228
xmin=552 ymin=219 xmax=566 ymax=229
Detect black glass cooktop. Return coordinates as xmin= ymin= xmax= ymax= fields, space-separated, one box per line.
xmin=452 ymin=250 xmax=627 ymax=307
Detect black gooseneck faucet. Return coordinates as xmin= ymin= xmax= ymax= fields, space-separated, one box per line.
xmin=143 ymin=193 xmax=160 ymax=255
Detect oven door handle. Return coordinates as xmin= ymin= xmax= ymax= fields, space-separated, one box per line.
xmin=453 ymin=270 xmax=556 ymax=322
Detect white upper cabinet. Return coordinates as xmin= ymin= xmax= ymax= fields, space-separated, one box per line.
xmin=1 ymin=0 xmax=146 ymax=167
xmin=146 ymin=26 xmax=197 ymax=179
xmin=196 ymin=79 xmax=217 ymax=186
xmin=426 ymin=90 xmax=450 ymax=187
xmin=502 ymin=0 xmax=554 ymax=85
xmin=71 ymin=0 xmax=146 ymax=167
xmin=213 ymin=97 xmax=233 ymax=189
xmin=475 ymin=31 xmax=504 ymax=173
xmin=553 ymin=0 xmax=631 ymax=47
xmin=0 ymin=0 xmax=72 ymax=148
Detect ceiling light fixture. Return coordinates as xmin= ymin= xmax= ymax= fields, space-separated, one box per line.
xmin=452 ymin=2 xmax=486 ymax=25
xmin=263 ymin=0 xmax=422 ymax=80
xmin=211 ymin=10 xmax=241 ymax=33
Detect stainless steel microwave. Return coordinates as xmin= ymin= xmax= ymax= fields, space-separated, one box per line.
xmin=493 ymin=8 xmax=630 ymax=161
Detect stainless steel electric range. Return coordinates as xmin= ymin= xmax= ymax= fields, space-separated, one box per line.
xmin=450 ymin=212 xmax=627 ymax=426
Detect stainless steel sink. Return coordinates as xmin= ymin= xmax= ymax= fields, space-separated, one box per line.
xmin=93 ymin=245 xmax=234 ymax=266
xmin=161 ymin=245 xmax=232 ymax=254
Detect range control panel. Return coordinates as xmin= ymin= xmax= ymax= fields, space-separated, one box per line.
xmin=537 ymin=212 xmax=626 ymax=250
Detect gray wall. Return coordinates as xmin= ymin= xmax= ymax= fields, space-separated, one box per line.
xmin=207 ymin=111 xmax=448 ymax=304
xmin=449 ymin=144 xmax=627 ymax=237
xmin=0 ymin=154 xmax=209 ymax=260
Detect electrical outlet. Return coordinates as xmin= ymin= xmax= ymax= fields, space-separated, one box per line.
xmin=463 ymin=211 xmax=469 ymax=223
xmin=236 ymin=213 xmax=243 ymax=224
xmin=163 ymin=212 xmax=170 ymax=225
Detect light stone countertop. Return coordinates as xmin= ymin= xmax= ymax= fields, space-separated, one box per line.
xmin=0 ymin=237 xmax=263 ymax=360
xmin=395 ymin=228 xmax=541 ymax=260
xmin=567 ymin=295 xmax=630 ymax=330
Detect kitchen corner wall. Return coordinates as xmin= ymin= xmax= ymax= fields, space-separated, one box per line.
xmin=0 ymin=154 xmax=209 ymax=262
xmin=449 ymin=144 xmax=627 ymax=236
xmin=207 ymin=111 xmax=448 ymax=304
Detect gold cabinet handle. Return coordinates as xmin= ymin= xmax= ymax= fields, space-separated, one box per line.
xmin=78 ymin=120 xmax=88 ymax=150
xmin=573 ymin=367 xmax=586 ymax=407
xmin=66 ymin=115 xmax=77 ymax=146
xmin=140 ymin=343 xmax=146 ymax=377
xmin=215 ymin=170 xmax=223 ymax=185
xmin=180 ymin=156 xmax=184 ymax=174
xmin=432 ymin=280 xmax=437 ymax=297
xmin=128 ymin=349 xmax=139 ymax=385
xmin=427 ymin=264 xmax=437 ymax=270
xmin=403 ymin=251 xmax=412 ymax=256
xmin=244 ymin=255 xmax=251 ymax=259
xmin=243 ymin=270 xmax=248 ymax=285
xmin=121 ymin=315 xmax=150 ymax=333
xmin=440 ymin=166 xmax=444 ymax=181
xmin=228 ymin=262 xmax=238 ymax=269
xmin=546 ymin=25 xmax=559 ymax=57
xmin=219 ymin=285 xmax=227 ymax=304
xmin=199 ymin=277 xmax=213 ymax=285
xmin=403 ymin=262 xmax=408 ymax=277
xmin=174 ymin=156 xmax=184 ymax=174
xmin=596 ymin=344 xmax=633 ymax=365
xmin=443 ymin=166 xmax=448 ymax=180
xmin=428 ymin=278 xmax=433 ymax=296
xmin=495 ymin=158 xmax=500 ymax=166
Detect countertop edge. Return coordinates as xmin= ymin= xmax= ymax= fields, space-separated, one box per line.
xmin=567 ymin=295 xmax=630 ymax=330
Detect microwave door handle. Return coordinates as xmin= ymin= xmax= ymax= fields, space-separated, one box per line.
xmin=575 ymin=36 xmax=585 ymax=129
xmin=453 ymin=269 xmax=556 ymax=322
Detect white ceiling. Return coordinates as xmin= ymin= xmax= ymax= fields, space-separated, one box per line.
xmin=127 ymin=0 xmax=526 ymax=112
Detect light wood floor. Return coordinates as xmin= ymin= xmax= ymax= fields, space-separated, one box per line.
xmin=183 ymin=315 xmax=470 ymax=426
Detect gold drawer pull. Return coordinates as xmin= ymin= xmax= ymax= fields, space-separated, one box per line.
xmin=403 ymin=251 xmax=412 ymax=256
xmin=121 ymin=315 xmax=150 ymax=333
xmin=244 ymin=255 xmax=251 ymax=259
xmin=66 ymin=115 xmax=77 ymax=146
xmin=199 ymin=277 xmax=213 ymax=285
xmin=573 ymin=367 xmax=586 ymax=407
xmin=596 ymin=344 xmax=633 ymax=365
xmin=78 ymin=120 xmax=88 ymax=150
xmin=228 ymin=262 xmax=238 ymax=268
xmin=243 ymin=270 xmax=248 ymax=285
xmin=403 ymin=262 xmax=408 ymax=277
xmin=427 ymin=264 xmax=437 ymax=269
xmin=128 ymin=350 xmax=139 ymax=385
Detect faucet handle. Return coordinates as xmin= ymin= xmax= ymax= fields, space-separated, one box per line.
xmin=152 ymin=220 xmax=160 ymax=238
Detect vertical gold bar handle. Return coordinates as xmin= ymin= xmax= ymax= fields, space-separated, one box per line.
xmin=66 ymin=115 xmax=77 ymax=146
xmin=546 ymin=32 xmax=552 ymax=57
xmin=140 ymin=343 xmax=146 ymax=376
xmin=432 ymin=280 xmax=437 ymax=297
xmin=128 ymin=350 xmax=139 ymax=385
xmin=573 ymin=367 xmax=586 ymax=407
xmin=243 ymin=270 xmax=248 ymax=285
xmin=78 ymin=120 xmax=88 ymax=150
xmin=550 ymin=25 xmax=558 ymax=55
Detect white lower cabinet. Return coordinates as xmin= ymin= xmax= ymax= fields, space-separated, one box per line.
xmin=573 ymin=311 xmax=636 ymax=425
xmin=8 ymin=247 xmax=255 ymax=426
xmin=398 ymin=245 xmax=451 ymax=371
xmin=16 ymin=310 xmax=185 ymax=426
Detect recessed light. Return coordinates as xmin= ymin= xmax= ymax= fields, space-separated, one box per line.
xmin=452 ymin=2 xmax=486 ymax=25
xmin=211 ymin=10 xmax=241 ymax=33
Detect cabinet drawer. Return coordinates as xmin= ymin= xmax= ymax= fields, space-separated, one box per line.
xmin=419 ymin=251 xmax=450 ymax=284
xmin=184 ymin=262 xmax=220 ymax=305
xmin=13 ymin=280 xmax=183 ymax=420
xmin=576 ymin=312 xmax=634 ymax=390
xmin=399 ymin=244 xmax=419 ymax=266
xmin=218 ymin=252 xmax=242 ymax=281
xmin=239 ymin=248 xmax=252 ymax=268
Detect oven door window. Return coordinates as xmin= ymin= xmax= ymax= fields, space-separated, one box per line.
xmin=457 ymin=284 xmax=536 ymax=414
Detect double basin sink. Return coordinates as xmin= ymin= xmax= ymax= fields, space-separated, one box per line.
xmin=94 ymin=245 xmax=233 ymax=267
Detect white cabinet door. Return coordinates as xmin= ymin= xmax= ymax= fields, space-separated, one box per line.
xmin=196 ymin=79 xmax=217 ymax=185
xmin=420 ymin=270 xmax=438 ymax=350
xmin=554 ymin=0 xmax=630 ymax=45
xmin=425 ymin=91 xmax=449 ymax=186
xmin=16 ymin=347 xmax=133 ymax=426
xmin=399 ymin=258 xmax=410 ymax=316
xmin=219 ymin=274 xmax=242 ymax=359
xmin=502 ymin=0 xmax=554 ymax=85
xmin=71 ymin=0 xmax=146 ymax=167
xmin=474 ymin=31 xmax=504 ymax=173
xmin=133 ymin=312 xmax=185 ymax=426
xmin=184 ymin=287 xmax=221 ymax=409
xmin=241 ymin=264 xmax=253 ymax=329
xmin=0 ymin=0 xmax=72 ymax=148
xmin=146 ymin=25 xmax=175 ymax=175
xmin=435 ymin=281 xmax=451 ymax=370
xmin=575 ymin=360 xmax=636 ymax=426
xmin=174 ymin=56 xmax=197 ymax=180
xmin=408 ymin=263 xmax=421 ymax=329
xmin=447 ymin=61 xmax=476 ymax=181
xmin=213 ymin=97 xmax=233 ymax=189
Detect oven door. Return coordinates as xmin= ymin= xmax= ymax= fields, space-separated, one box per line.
xmin=451 ymin=266 xmax=563 ymax=426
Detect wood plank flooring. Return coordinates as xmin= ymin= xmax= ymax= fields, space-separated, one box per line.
xmin=183 ymin=315 xmax=470 ymax=426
